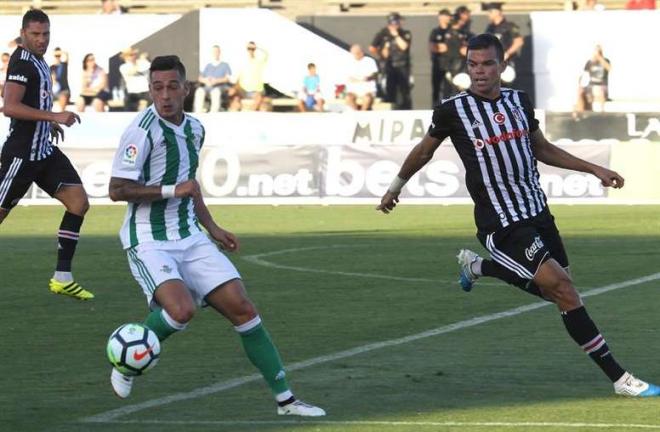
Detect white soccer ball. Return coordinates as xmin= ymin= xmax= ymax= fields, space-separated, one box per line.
xmin=107 ymin=323 xmax=160 ymax=376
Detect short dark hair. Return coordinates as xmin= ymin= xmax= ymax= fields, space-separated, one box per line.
xmin=307 ymin=62 xmax=316 ymax=69
xmin=467 ymin=33 xmax=504 ymax=62
xmin=22 ymin=9 xmax=50 ymax=29
xmin=149 ymin=55 xmax=186 ymax=81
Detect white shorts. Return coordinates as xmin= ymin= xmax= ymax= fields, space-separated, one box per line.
xmin=126 ymin=232 xmax=241 ymax=308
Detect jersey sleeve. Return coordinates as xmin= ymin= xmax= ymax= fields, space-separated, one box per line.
xmin=427 ymin=102 xmax=453 ymax=141
xmin=111 ymin=126 xmax=152 ymax=181
xmin=509 ymin=21 xmax=522 ymax=38
xmin=519 ymin=91 xmax=539 ymax=132
xmin=6 ymin=58 xmax=35 ymax=87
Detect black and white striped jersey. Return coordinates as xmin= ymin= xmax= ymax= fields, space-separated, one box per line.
xmin=429 ymin=88 xmax=547 ymax=233
xmin=2 ymin=47 xmax=54 ymax=161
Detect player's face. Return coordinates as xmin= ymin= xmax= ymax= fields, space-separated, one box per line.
xmin=467 ymin=46 xmax=505 ymax=99
xmin=20 ymin=21 xmax=50 ymax=57
xmin=149 ymin=69 xmax=189 ymax=125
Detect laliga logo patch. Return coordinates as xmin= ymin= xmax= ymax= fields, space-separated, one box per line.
xmin=122 ymin=144 xmax=139 ymax=166
xmin=473 ymin=138 xmax=485 ymax=150
xmin=492 ymin=112 xmax=506 ymax=124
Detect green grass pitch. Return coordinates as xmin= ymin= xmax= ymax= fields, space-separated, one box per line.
xmin=1 ymin=205 xmax=659 ymax=432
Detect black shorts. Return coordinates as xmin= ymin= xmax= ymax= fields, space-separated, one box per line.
xmin=0 ymin=147 xmax=82 ymax=210
xmin=477 ymin=208 xmax=569 ymax=280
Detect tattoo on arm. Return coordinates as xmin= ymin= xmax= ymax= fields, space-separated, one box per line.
xmin=108 ymin=177 xmax=163 ymax=203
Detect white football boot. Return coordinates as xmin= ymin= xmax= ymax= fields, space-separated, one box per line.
xmin=110 ymin=368 xmax=134 ymax=399
xmin=614 ymin=372 xmax=660 ymax=397
xmin=457 ymin=249 xmax=481 ymax=292
xmin=277 ymin=400 xmax=326 ymax=417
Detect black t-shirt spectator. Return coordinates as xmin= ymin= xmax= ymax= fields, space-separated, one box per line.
xmin=584 ymin=58 xmax=610 ymax=86
xmin=428 ymin=26 xmax=451 ymax=69
xmin=485 ymin=19 xmax=521 ymax=60
xmin=371 ymin=27 xmax=412 ymax=68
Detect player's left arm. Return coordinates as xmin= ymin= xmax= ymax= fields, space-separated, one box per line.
xmin=192 ymin=193 xmax=239 ymax=252
xmin=530 ymin=128 xmax=624 ymax=188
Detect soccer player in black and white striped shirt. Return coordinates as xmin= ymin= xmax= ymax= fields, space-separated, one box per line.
xmin=0 ymin=10 xmax=93 ymax=300
xmin=378 ymin=33 xmax=659 ymax=397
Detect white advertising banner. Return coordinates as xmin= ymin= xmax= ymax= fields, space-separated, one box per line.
xmin=0 ymin=111 xmax=624 ymax=205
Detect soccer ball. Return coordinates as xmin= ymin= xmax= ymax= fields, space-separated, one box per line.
xmin=107 ymin=323 xmax=160 ymax=376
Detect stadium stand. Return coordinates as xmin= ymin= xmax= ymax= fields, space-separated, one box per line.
xmin=0 ymin=0 xmax=631 ymax=15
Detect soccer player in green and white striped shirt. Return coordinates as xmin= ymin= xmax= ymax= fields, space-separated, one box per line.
xmin=108 ymin=55 xmax=325 ymax=416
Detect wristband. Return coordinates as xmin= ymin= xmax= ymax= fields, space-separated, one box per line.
xmin=161 ymin=184 xmax=176 ymax=199
xmin=388 ymin=176 xmax=408 ymax=194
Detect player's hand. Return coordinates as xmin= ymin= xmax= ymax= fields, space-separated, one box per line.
xmin=53 ymin=111 xmax=80 ymax=127
xmin=210 ymin=227 xmax=240 ymax=252
xmin=593 ymin=166 xmax=624 ymax=189
xmin=376 ymin=191 xmax=400 ymax=214
xmin=50 ymin=122 xmax=64 ymax=144
xmin=174 ymin=179 xmax=201 ymax=198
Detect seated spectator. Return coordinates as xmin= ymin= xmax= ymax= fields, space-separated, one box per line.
xmin=194 ymin=45 xmax=233 ymax=113
xmin=76 ymin=53 xmax=111 ymax=112
xmin=119 ymin=47 xmax=151 ymax=111
xmin=229 ymin=41 xmax=269 ymax=112
xmin=345 ymin=44 xmax=378 ymax=111
xmin=575 ymin=44 xmax=611 ymax=115
xmin=625 ymin=0 xmax=655 ymax=8
xmin=297 ymin=63 xmax=324 ymax=112
xmin=99 ymin=0 xmax=126 ymax=14
xmin=50 ymin=47 xmax=70 ymax=112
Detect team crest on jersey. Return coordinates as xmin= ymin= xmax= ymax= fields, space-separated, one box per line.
xmin=122 ymin=144 xmax=139 ymax=166
xmin=492 ymin=112 xmax=506 ymax=124
xmin=512 ymin=108 xmax=524 ymax=122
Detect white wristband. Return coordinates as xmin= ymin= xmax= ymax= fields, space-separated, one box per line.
xmin=161 ymin=184 xmax=176 ymax=199
xmin=388 ymin=176 xmax=408 ymax=194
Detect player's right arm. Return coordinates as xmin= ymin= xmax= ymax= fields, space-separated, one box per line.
xmin=376 ymin=133 xmax=443 ymax=214
xmin=109 ymin=177 xmax=200 ymax=203
xmin=377 ymin=104 xmax=451 ymax=214
xmin=2 ymin=81 xmax=79 ymax=126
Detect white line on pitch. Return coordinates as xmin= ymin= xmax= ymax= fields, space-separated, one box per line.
xmin=80 ymin=271 xmax=660 ymax=424
xmin=242 ymin=244 xmax=500 ymax=285
xmin=90 ymin=419 xmax=660 ymax=429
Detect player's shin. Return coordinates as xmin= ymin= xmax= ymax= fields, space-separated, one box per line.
xmin=144 ymin=308 xmax=187 ymax=342
xmin=561 ymin=305 xmax=625 ymax=382
xmin=54 ymin=211 xmax=83 ymax=279
xmin=236 ymin=315 xmax=293 ymax=403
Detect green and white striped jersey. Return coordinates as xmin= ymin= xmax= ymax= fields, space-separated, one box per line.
xmin=111 ymin=105 xmax=206 ymax=249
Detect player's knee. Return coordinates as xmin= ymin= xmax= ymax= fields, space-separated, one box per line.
xmin=234 ymin=298 xmax=257 ymax=322
xmin=168 ymin=304 xmax=195 ymax=324
xmin=547 ymin=276 xmax=579 ymax=306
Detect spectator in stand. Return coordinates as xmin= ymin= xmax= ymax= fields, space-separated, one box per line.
xmin=76 ymin=53 xmax=110 ymax=112
xmin=0 ymin=51 xmax=9 ymax=112
xmin=575 ymin=44 xmax=611 ymax=115
xmin=345 ymin=44 xmax=378 ymax=111
xmin=229 ymin=41 xmax=269 ymax=112
xmin=194 ymin=45 xmax=232 ymax=113
xmin=579 ymin=0 xmax=606 ymax=10
xmin=297 ymin=63 xmax=324 ymax=112
xmin=483 ymin=2 xmax=524 ymax=84
xmin=429 ymin=9 xmax=455 ymax=105
xmin=99 ymin=0 xmax=125 ymax=14
xmin=50 ymin=47 xmax=70 ymax=112
xmin=454 ymin=5 xmax=473 ymax=39
xmin=119 ymin=47 xmax=151 ymax=111
xmin=369 ymin=12 xmax=412 ymax=110
xmin=626 ymin=0 xmax=656 ymax=8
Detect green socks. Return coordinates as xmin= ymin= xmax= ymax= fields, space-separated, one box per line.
xmin=237 ymin=316 xmax=290 ymax=397
xmin=144 ymin=308 xmax=186 ymax=342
